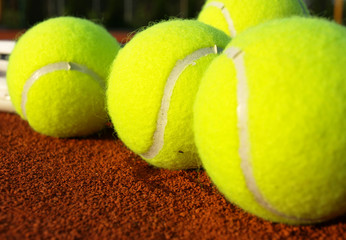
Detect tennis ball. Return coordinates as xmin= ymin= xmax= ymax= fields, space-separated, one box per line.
xmin=107 ymin=20 xmax=230 ymax=170
xmin=194 ymin=17 xmax=346 ymax=224
xmin=197 ymin=0 xmax=309 ymax=36
xmin=7 ymin=16 xmax=120 ymax=138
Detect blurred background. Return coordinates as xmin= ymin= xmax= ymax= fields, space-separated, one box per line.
xmin=0 ymin=0 xmax=343 ymax=30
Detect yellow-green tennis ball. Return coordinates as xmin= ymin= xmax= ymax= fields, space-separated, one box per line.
xmin=7 ymin=16 xmax=120 ymax=138
xmin=194 ymin=17 xmax=346 ymax=224
xmin=107 ymin=20 xmax=230 ymax=170
xmin=197 ymin=0 xmax=309 ymax=37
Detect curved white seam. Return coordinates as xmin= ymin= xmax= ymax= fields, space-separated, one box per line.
xmin=225 ymin=47 xmax=319 ymax=223
xmin=205 ymin=1 xmax=237 ymax=37
xmin=140 ymin=46 xmax=221 ymax=160
xmin=21 ymin=62 xmax=104 ymax=120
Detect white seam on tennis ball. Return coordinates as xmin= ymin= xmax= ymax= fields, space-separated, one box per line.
xmin=205 ymin=1 xmax=237 ymax=37
xmin=140 ymin=46 xmax=221 ymax=160
xmin=21 ymin=62 xmax=104 ymax=120
xmin=297 ymin=0 xmax=309 ymax=16
xmin=225 ymin=47 xmax=317 ymax=223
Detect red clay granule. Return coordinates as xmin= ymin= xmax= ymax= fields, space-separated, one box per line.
xmin=0 ymin=112 xmax=345 ymax=240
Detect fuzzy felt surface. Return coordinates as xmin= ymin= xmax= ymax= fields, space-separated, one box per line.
xmin=194 ymin=17 xmax=346 ymax=224
xmin=6 ymin=16 xmax=120 ymax=137
xmin=197 ymin=0 xmax=309 ymax=36
xmin=107 ymin=19 xmax=231 ymax=169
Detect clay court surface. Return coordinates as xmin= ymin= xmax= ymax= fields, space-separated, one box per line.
xmin=1 ymin=112 xmax=345 ymax=239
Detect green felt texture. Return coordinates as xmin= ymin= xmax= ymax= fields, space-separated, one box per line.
xmin=7 ymin=16 xmax=120 ymax=137
xmin=198 ymin=0 xmax=309 ymax=36
xmin=194 ymin=17 xmax=346 ymax=224
xmin=26 ymin=71 xmax=105 ymax=137
xmin=107 ymin=19 xmax=231 ymax=169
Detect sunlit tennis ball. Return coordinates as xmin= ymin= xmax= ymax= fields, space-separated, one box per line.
xmin=194 ymin=17 xmax=346 ymax=224
xmin=7 ymin=16 xmax=120 ymax=137
xmin=107 ymin=19 xmax=231 ymax=170
xmin=197 ymin=0 xmax=309 ymax=36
